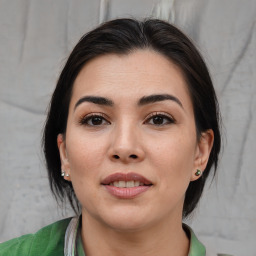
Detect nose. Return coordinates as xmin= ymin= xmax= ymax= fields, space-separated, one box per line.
xmin=108 ymin=123 xmax=145 ymax=163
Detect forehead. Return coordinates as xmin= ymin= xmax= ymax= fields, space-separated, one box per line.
xmin=71 ymin=50 xmax=192 ymax=108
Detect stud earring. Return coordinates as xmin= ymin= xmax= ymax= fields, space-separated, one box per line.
xmin=195 ymin=169 xmax=201 ymax=176
xmin=61 ymin=171 xmax=65 ymax=177
xmin=65 ymin=173 xmax=70 ymax=177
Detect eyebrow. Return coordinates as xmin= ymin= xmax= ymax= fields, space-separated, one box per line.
xmin=138 ymin=94 xmax=183 ymax=108
xmin=74 ymin=96 xmax=114 ymax=110
xmin=74 ymin=93 xmax=183 ymax=111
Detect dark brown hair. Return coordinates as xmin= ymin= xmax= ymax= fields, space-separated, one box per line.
xmin=43 ymin=18 xmax=221 ymax=218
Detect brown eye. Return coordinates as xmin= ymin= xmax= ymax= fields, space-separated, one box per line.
xmin=146 ymin=113 xmax=175 ymax=126
xmin=90 ymin=116 xmax=104 ymax=125
xmin=79 ymin=114 xmax=110 ymax=126
xmin=152 ymin=116 xmax=164 ymax=125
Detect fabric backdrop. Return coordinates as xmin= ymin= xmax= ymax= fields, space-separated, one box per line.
xmin=0 ymin=1 xmax=255 ymax=255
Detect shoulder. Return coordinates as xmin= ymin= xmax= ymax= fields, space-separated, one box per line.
xmin=0 ymin=218 xmax=72 ymax=256
xmin=183 ymin=224 xmax=233 ymax=256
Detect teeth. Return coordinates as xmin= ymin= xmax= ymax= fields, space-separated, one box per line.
xmin=111 ymin=181 xmax=144 ymax=188
xmin=134 ymin=181 xmax=140 ymax=186
xmin=119 ymin=181 xmax=126 ymax=187
xmin=113 ymin=181 xmax=120 ymax=187
xmin=126 ymin=181 xmax=134 ymax=187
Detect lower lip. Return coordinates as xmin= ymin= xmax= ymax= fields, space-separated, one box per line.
xmin=103 ymin=185 xmax=151 ymax=199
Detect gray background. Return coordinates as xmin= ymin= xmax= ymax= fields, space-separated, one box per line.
xmin=0 ymin=1 xmax=255 ymax=255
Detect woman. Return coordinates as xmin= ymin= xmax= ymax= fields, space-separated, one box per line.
xmin=0 ymin=18 xmax=227 ymax=256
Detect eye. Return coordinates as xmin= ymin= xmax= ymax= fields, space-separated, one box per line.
xmin=79 ymin=114 xmax=110 ymax=126
xmin=145 ymin=112 xmax=175 ymax=126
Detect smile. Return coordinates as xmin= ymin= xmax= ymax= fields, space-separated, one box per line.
xmin=101 ymin=172 xmax=153 ymax=198
xmin=110 ymin=181 xmax=148 ymax=188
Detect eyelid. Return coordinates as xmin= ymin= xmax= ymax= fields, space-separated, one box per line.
xmin=144 ymin=111 xmax=176 ymax=124
xmin=78 ymin=112 xmax=110 ymax=125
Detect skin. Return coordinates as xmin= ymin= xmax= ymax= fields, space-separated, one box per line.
xmin=58 ymin=50 xmax=214 ymax=256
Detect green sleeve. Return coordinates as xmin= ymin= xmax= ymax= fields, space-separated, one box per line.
xmin=0 ymin=234 xmax=34 ymax=256
xmin=0 ymin=218 xmax=71 ymax=256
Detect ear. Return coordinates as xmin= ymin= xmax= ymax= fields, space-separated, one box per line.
xmin=191 ymin=129 xmax=214 ymax=181
xmin=57 ymin=134 xmax=71 ymax=181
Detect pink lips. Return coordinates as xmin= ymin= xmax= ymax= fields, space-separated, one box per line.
xmin=101 ymin=172 xmax=152 ymax=199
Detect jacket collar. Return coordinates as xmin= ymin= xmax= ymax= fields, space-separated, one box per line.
xmin=64 ymin=217 xmax=206 ymax=256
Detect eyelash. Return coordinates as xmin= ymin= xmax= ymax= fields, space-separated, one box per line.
xmin=78 ymin=112 xmax=175 ymax=127
xmin=144 ymin=112 xmax=175 ymax=126
xmin=78 ymin=113 xmax=110 ymax=126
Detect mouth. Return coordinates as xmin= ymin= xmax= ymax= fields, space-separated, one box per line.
xmin=108 ymin=180 xmax=150 ymax=188
xmin=101 ymin=172 xmax=153 ymax=199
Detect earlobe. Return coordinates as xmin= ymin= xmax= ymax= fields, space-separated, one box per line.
xmin=57 ymin=134 xmax=71 ymax=181
xmin=191 ymin=129 xmax=214 ymax=181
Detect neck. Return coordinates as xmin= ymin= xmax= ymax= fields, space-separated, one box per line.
xmin=80 ymin=213 xmax=190 ymax=256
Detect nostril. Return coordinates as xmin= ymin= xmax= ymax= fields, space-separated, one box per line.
xmin=112 ymin=154 xmax=138 ymax=160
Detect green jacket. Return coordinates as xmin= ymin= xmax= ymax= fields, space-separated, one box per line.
xmin=0 ymin=218 xmax=70 ymax=256
xmin=0 ymin=217 xmax=231 ymax=256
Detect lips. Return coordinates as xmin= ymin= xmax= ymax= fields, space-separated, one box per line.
xmin=101 ymin=172 xmax=153 ymax=199
xmin=101 ymin=172 xmax=152 ymax=186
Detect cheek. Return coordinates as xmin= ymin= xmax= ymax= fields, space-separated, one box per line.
xmin=65 ymin=132 xmax=108 ymax=179
xmin=146 ymin=132 xmax=196 ymax=183
xmin=65 ymin=134 xmax=108 ymax=209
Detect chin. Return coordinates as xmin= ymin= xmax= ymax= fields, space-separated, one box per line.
xmin=98 ymin=206 xmax=155 ymax=232
xmin=105 ymin=218 xmax=149 ymax=232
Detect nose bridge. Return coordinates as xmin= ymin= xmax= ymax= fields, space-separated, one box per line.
xmin=109 ymin=117 xmax=144 ymax=162
xmin=113 ymin=118 xmax=137 ymax=150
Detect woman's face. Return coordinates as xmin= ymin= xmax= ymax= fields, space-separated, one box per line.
xmin=58 ymin=50 xmax=213 ymax=231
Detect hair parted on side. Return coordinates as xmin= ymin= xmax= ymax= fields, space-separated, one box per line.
xmin=42 ymin=18 xmax=221 ymax=218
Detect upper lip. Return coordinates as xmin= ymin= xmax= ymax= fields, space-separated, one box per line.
xmin=101 ymin=172 xmax=152 ymax=185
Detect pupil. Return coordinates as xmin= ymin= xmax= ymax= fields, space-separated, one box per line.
xmin=92 ymin=117 xmax=102 ymax=125
xmin=153 ymin=116 xmax=163 ymax=124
